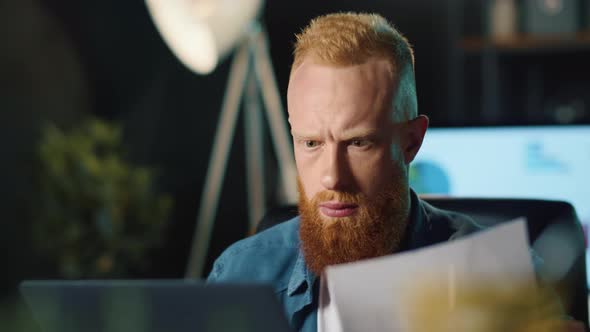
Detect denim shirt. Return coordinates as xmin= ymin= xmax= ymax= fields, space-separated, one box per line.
xmin=207 ymin=191 xmax=481 ymax=332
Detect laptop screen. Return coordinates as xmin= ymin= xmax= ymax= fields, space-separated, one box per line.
xmin=20 ymin=280 xmax=292 ymax=332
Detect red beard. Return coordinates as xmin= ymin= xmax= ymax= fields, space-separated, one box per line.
xmin=298 ymin=175 xmax=410 ymax=276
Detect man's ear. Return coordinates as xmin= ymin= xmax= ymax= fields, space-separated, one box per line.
xmin=402 ymin=115 xmax=429 ymax=164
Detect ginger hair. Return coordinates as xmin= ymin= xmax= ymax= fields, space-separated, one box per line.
xmin=291 ymin=12 xmax=418 ymax=121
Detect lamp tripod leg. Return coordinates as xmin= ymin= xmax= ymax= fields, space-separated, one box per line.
xmin=185 ymin=42 xmax=250 ymax=278
xmin=244 ymin=58 xmax=266 ymax=235
xmin=252 ymin=29 xmax=298 ymax=205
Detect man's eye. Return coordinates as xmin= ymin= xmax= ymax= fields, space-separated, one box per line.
xmin=304 ymin=140 xmax=320 ymax=148
xmin=350 ymin=139 xmax=370 ymax=147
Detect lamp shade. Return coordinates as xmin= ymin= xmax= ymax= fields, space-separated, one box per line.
xmin=146 ymin=0 xmax=264 ymax=74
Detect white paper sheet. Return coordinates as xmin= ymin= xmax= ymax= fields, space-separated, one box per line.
xmin=317 ymin=218 xmax=535 ymax=332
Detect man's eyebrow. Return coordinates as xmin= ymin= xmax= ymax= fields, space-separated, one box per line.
xmin=340 ymin=128 xmax=381 ymax=140
xmin=291 ymin=131 xmax=318 ymax=140
xmin=291 ymin=129 xmax=383 ymax=141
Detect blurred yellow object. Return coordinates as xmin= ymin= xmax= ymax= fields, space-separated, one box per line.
xmin=404 ymin=279 xmax=566 ymax=332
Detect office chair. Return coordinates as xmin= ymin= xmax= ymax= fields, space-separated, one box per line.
xmin=256 ymin=197 xmax=588 ymax=327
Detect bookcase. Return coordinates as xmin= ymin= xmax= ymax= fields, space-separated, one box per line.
xmin=446 ymin=0 xmax=590 ymax=125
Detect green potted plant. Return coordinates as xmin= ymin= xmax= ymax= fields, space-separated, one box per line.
xmin=33 ymin=118 xmax=172 ymax=278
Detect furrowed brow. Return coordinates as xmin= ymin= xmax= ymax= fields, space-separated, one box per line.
xmin=291 ymin=131 xmax=319 ymax=140
xmin=340 ymin=128 xmax=380 ymax=141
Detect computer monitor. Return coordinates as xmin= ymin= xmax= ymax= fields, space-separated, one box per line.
xmin=410 ymin=125 xmax=590 ymax=284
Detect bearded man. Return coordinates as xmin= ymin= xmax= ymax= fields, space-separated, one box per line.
xmin=206 ymin=12 xmax=583 ymax=332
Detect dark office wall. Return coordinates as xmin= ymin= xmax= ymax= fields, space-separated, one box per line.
xmin=0 ymin=0 xmax=91 ymax=298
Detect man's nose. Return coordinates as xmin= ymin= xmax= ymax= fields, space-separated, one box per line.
xmin=321 ymin=145 xmax=350 ymax=191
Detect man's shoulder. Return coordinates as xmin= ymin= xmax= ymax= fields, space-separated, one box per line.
xmin=207 ymin=216 xmax=301 ymax=291
xmin=226 ymin=215 xmax=301 ymax=252
xmin=419 ymin=198 xmax=483 ymax=242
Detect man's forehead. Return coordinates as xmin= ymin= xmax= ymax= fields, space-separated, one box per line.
xmin=289 ymin=59 xmax=392 ymax=105
xmin=287 ymin=58 xmax=395 ymax=123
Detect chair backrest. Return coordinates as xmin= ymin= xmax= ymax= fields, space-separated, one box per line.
xmin=257 ymin=197 xmax=588 ymax=327
xmin=422 ymin=197 xmax=587 ymax=327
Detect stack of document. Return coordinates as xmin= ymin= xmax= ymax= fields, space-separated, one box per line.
xmin=318 ymin=219 xmax=535 ymax=332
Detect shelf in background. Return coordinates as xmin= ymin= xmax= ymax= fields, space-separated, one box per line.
xmin=461 ymin=31 xmax=590 ymax=55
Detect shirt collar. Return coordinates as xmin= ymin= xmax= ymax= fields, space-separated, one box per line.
xmin=399 ymin=188 xmax=431 ymax=251
xmin=284 ymin=245 xmax=318 ymax=330
xmin=288 ymin=243 xmax=316 ymax=296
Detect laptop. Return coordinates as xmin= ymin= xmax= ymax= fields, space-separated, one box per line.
xmin=20 ymin=279 xmax=293 ymax=332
